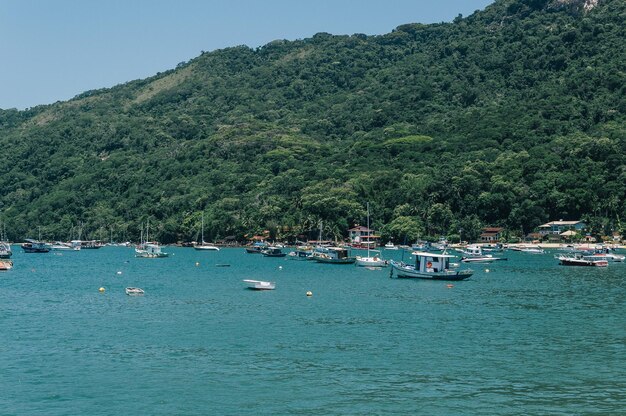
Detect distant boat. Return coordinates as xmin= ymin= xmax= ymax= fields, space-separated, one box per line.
xmin=243 ymin=279 xmax=275 ymax=290
xmin=458 ymin=244 xmax=507 ymax=263
xmin=261 ymin=246 xmax=287 ymax=257
xmin=288 ymin=245 xmax=315 ymax=260
xmin=0 ymin=242 xmax=12 ymax=259
xmin=0 ymin=260 xmax=13 ymax=271
xmin=70 ymin=240 xmax=103 ymax=249
xmin=194 ymin=213 xmax=220 ymax=251
xmin=313 ymin=247 xmax=356 ymax=264
xmin=356 ymin=203 xmax=388 ymax=267
xmin=135 ymin=220 xmax=168 ymax=258
xmin=51 ymin=241 xmax=73 ymax=250
xmin=390 ymin=251 xmax=473 ymax=281
xmin=135 ymin=242 xmax=168 ymax=258
xmin=355 ymin=249 xmax=388 ymax=267
xmin=245 ymin=242 xmax=267 ymax=254
xmin=556 ymin=253 xmax=608 ymax=267
xmin=125 ymin=287 xmax=145 ymax=296
xmin=21 ymin=239 xmax=51 ymax=253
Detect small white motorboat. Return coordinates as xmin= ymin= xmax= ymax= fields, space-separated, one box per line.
xmin=384 ymin=242 xmax=398 ymax=250
xmin=355 ymin=250 xmax=388 ymax=267
xmin=243 ymin=279 xmax=276 ymax=290
xmin=125 ymin=287 xmax=145 ymax=296
xmin=0 ymin=260 xmax=13 ymax=271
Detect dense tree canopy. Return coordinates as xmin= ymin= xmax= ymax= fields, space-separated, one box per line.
xmin=0 ymin=0 xmax=624 ymax=243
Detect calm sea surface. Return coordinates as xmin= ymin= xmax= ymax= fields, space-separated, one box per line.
xmin=1 ymin=247 xmax=625 ymax=415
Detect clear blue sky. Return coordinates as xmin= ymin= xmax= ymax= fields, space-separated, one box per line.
xmin=0 ymin=0 xmax=494 ymax=110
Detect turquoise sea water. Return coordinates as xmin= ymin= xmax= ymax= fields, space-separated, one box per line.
xmin=1 ymin=247 xmax=625 ymax=415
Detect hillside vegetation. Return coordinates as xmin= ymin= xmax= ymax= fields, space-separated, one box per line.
xmin=0 ymin=0 xmax=624 ymax=243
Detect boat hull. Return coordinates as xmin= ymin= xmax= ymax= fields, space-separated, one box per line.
xmin=391 ymin=261 xmax=473 ymax=281
xmin=315 ymin=257 xmax=356 ymax=264
xmin=194 ymin=245 xmax=220 ymax=251
xmin=243 ymin=280 xmax=275 ymax=290
xmin=558 ymin=258 xmax=608 ymax=267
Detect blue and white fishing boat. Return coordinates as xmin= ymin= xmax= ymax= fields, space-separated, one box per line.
xmin=390 ymin=251 xmax=473 ymax=280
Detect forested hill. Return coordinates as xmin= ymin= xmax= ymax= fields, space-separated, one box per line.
xmin=0 ymin=0 xmax=624 ymax=244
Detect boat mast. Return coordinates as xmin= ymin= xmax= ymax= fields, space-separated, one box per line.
xmin=201 ymin=212 xmax=204 ymax=244
xmin=366 ymin=202 xmax=370 ymax=258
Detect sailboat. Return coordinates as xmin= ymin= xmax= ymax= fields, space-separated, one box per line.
xmin=355 ymin=203 xmax=387 ymax=267
xmin=0 ymin=221 xmax=12 ymax=259
xmin=194 ymin=213 xmax=219 ymax=251
xmin=135 ymin=220 xmax=169 ymax=258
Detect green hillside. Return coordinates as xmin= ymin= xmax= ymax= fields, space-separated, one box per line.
xmin=0 ymin=0 xmax=624 ymax=243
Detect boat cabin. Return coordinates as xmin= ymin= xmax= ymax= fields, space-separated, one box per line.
xmin=412 ymin=252 xmax=456 ymax=273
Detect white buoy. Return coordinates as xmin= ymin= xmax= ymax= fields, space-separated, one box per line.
xmin=306 ymin=291 xmax=313 ymax=297
xmin=116 ymin=271 xmax=122 ymax=275
xmin=485 ymin=269 xmax=490 ymax=273
xmin=195 ymin=262 xmax=200 ymax=267
xmin=99 ymin=287 xmax=105 ymax=293
xmin=278 ymin=266 xmax=283 ymax=270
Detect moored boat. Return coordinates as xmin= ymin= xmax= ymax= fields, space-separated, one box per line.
xmin=313 ymin=247 xmax=356 ymax=264
xmin=0 ymin=241 xmax=12 ymax=258
xmin=288 ymin=245 xmax=315 ymax=260
xmin=243 ymin=279 xmax=276 ymax=290
xmin=125 ymin=287 xmax=145 ymax=295
xmin=21 ymin=239 xmax=51 ymax=253
xmin=556 ymin=253 xmax=608 ymax=267
xmin=245 ymin=242 xmax=267 ymax=254
xmin=194 ymin=213 xmax=220 ymax=251
xmin=194 ymin=242 xmax=220 ymax=251
xmin=390 ymin=251 xmax=473 ymax=280
xmin=355 ymin=249 xmax=388 ymax=267
xmin=135 ymin=242 xmax=168 ymax=258
xmin=0 ymin=260 xmax=13 ymax=270
xmin=261 ymin=247 xmax=287 ymax=257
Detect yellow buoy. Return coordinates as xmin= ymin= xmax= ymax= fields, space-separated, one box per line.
xmin=99 ymin=287 xmax=106 ymax=293
xmin=306 ymin=291 xmax=313 ymax=297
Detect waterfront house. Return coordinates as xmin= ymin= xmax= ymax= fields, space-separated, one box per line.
xmin=480 ymin=227 xmax=504 ymax=243
xmin=348 ymin=225 xmax=380 ymax=247
xmin=538 ymin=220 xmax=586 ymax=236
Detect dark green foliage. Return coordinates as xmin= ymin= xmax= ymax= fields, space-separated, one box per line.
xmin=0 ymin=0 xmax=624 ymax=243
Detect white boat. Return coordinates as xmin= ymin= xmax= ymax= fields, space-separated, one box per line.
xmin=0 ymin=260 xmax=13 ymax=271
xmin=356 ymin=204 xmax=388 ymax=267
xmin=458 ymin=244 xmax=507 ymax=263
xmin=519 ymin=247 xmax=545 ymax=254
xmin=555 ymin=253 xmax=608 ymax=267
xmin=390 ymin=251 xmax=473 ymax=280
xmin=125 ymin=287 xmax=145 ymax=295
xmin=461 ymin=256 xmax=498 ymax=263
xmin=194 ymin=243 xmax=219 ymax=251
xmin=288 ymin=245 xmax=315 ymax=260
xmin=356 ymin=250 xmax=388 ymax=267
xmin=135 ymin=220 xmax=168 ymax=258
xmin=51 ymin=241 xmax=73 ymax=250
xmin=135 ymin=242 xmax=168 ymax=258
xmin=243 ymin=279 xmax=276 ymax=290
xmin=194 ymin=213 xmax=220 ymax=251
xmin=0 ymin=241 xmax=12 ymax=259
